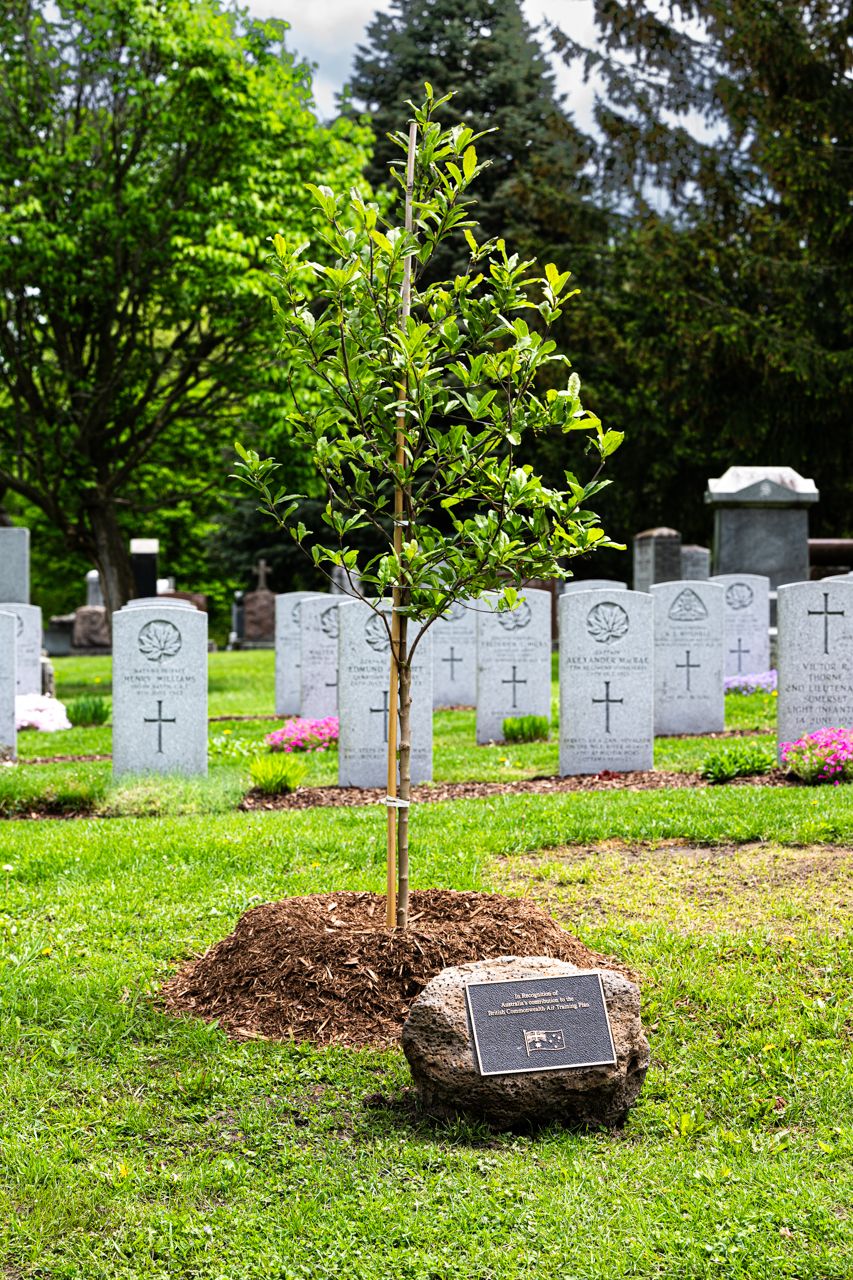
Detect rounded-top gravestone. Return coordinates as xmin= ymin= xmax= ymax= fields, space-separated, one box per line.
xmin=777 ymin=579 xmax=853 ymax=758
xmin=559 ymin=588 xmax=653 ymax=775
xmin=275 ymin=592 xmax=324 ymax=717
xmin=112 ymin=598 xmax=208 ymax=776
xmin=0 ymin=611 xmax=16 ymax=760
xmin=475 ymin=589 xmax=551 ymax=745
xmin=2 ymin=603 xmax=43 ymax=695
xmin=651 ymin=580 xmax=725 ymax=735
xmin=432 ymin=599 xmax=476 ymax=708
xmin=712 ymin=573 xmax=771 ymax=676
xmin=337 ymin=598 xmax=433 ymax=788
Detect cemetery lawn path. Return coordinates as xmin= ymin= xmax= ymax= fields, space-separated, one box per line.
xmin=0 ymin=792 xmax=851 ymax=1278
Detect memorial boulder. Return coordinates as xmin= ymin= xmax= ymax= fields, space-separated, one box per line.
xmin=402 ymin=956 xmax=650 ymax=1130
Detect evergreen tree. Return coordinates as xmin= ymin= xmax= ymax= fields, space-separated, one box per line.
xmin=348 ymin=0 xmax=595 ymax=260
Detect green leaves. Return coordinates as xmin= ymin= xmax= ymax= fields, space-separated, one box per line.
xmin=234 ymin=88 xmax=623 ymax=624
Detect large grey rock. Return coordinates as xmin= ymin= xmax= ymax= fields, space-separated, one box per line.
xmin=777 ymin=580 xmax=853 ymax=758
xmin=112 ymin=598 xmax=208 ymax=776
xmin=275 ymin=592 xmax=323 ymax=717
xmin=652 ymin=580 xmax=725 ymax=734
xmin=633 ymin=527 xmax=681 ymax=592
xmin=475 ymin=589 xmax=551 ymax=744
xmin=0 ymin=611 xmax=17 ymax=760
xmin=338 ymin=598 xmax=432 ymax=787
xmin=300 ymin=596 xmax=352 ymax=719
xmin=72 ymin=604 xmax=111 ymax=650
xmin=712 ymin=573 xmax=771 ymax=676
xmin=0 ymin=527 xmax=29 ymax=605
xmin=559 ymin=589 xmax=654 ymax=774
xmin=3 ymin=603 xmax=42 ymax=695
xmin=705 ymin=466 xmax=818 ymax=590
xmin=402 ymin=956 xmax=650 ymax=1130
xmin=432 ymin=600 xmax=476 ymax=708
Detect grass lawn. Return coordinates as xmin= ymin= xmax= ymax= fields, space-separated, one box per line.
xmin=4 ymin=655 xmax=846 ymax=1278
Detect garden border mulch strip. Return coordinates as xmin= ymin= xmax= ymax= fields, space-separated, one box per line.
xmin=160 ymin=889 xmax=634 ymax=1047
xmin=18 ymin=754 xmax=111 ymax=764
xmin=239 ymin=768 xmax=800 ymax=812
xmin=209 ymin=714 xmax=281 ymax=722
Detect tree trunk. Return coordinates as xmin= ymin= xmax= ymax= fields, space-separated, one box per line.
xmin=396 ymin=611 xmax=411 ymax=929
xmin=87 ymin=497 xmax=136 ymax=629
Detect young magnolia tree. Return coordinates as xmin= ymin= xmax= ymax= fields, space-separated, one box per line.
xmin=235 ymin=87 xmax=623 ymax=928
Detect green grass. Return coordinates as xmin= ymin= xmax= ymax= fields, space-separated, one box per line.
xmin=0 ymin=794 xmax=852 ymax=1277
xmin=54 ymin=650 xmax=277 ymax=717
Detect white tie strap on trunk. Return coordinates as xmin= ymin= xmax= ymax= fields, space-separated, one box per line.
xmin=384 ymin=795 xmax=411 ymax=808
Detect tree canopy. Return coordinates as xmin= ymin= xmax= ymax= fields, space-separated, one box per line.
xmin=0 ymin=0 xmax=369 ymax=619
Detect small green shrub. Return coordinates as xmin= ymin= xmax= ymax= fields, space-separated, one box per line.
xmin=502 ymin=715 xmax=550 ymax=744
xmin=699 ymin=741 xmax=776 ymax=783
xmin=67 ymin=695 xmax=111 ymax=726
xmin=249 ymin=753 xmax=307 ymax=795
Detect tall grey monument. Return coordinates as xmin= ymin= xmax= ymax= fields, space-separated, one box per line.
xmin=705 ymin=466 xmax=818 ymax=589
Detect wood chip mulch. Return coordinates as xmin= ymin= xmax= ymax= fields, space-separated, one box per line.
xmin=239 ymin=768 xmax=799 ymax=812
xmin=160 ymin=889 xmax=632 ymax=1048
xmin=19 ymin=754 xmax=111 ymax=765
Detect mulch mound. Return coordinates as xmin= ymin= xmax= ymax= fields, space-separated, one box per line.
xmin=239 ymin=768 xmax=798 ymax=811
xmin=160 ymin=890 xmax=632 ymax=1048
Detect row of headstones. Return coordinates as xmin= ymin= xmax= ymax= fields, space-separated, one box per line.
xmin=34 ymin=576 xmax=853 ymax=780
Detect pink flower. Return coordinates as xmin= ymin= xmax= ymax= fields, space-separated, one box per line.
xmin=265 ymin=717 xmax=339 ymax=754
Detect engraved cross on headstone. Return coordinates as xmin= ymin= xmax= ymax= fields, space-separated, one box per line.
xmin=252 ymin=558 xmax=271 ymax=591
xmin=143 ymin=700 xmax=176 ymax=754
xmin=592 ymin=680 xmax=623 ymax=734
xmin=730 ymin=638 xmax=750 ymax=674
xmin=676 ymin=650 xmax=700 ymax=691
xmin=370 ymin=689 xmax=390 ymax=742
xmin=501 ymin=665 xmax=527 ymax=708
xmin=441 ymin=646 xmax=462 ymax=681
xmin=808 ymin=591 xmax=844 ymax=655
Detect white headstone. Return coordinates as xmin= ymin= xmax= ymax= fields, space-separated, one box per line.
xmin=652 ymin=580 xmax=725 ymax=735
xmin=476 ymin=589 xmax=551 ymax=745
xmin=112 ymin=598 xmax=208 ymax=776
xmin=300 ymin=596 xmax=351 ymax=719
xmin=777 ymin=580 xmax=853 ymax=755
xmin=712 ymin=573 xmax=771 ymax=676
xmin=2 ymin=603 xmax=43 ymax=695
xmin=0 ymin=527 xmax=29 ymax=605
xmin=275 ymin=592 xmax=324 ymax=716
xmin=432 ymin=600 xmax=477 ymax=707
xmin=338 ymin=600 xmax=433 ymax=787
xmin=559 ymin=589 xmax=654 ymax=774
xmin=0 ymin=611 xmax=17 ymax=760
xmin=561 ymin=579 xmax=628 ymax=594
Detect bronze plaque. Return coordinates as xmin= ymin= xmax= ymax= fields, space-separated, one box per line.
xmin=465 ymin=972 xmax=616 ymax=1077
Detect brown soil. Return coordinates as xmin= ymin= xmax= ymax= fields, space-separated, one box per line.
xmin=19 ymin=755 xmax=111 ymax=765
xmin=160 ymin=889 xmax=632 ymax=1048
xmin=239 ymin=768 xmax=799 ymax=812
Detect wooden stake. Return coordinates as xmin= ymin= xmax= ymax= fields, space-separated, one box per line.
xmin=386 ymin=119 xmax=418 ymax=930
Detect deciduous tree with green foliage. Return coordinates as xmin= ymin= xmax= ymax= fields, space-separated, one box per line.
xmin=235 ymin=89 xmax=622 ymax=927
xmin=0 ymin=0 xmax=369 ymax=621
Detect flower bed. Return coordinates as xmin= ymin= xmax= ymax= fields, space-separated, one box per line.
xmin=724 ymin=670 xmax=777 ymax=695
xmin=16 ymin=694 xmax=71 ymax=732
xmin=780 ymin=727 xmax=853 ymax=784
xmin=266 ymin=717 xmax=339 ymax=753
